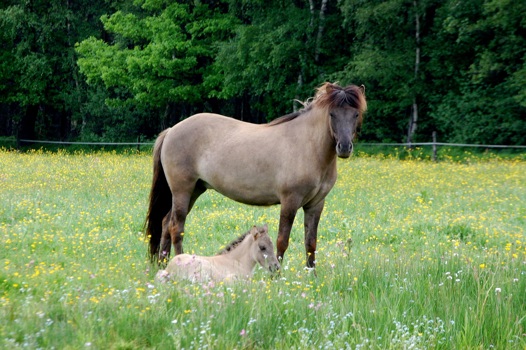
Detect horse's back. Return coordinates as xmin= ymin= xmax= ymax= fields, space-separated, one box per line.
xmin=162 ymin=253 xmax=244 ymax=282
xmin=161 ymin=113 xmax=256 ymax=165
xmin=168 ymin=113 xmax=251 ymax=137
xmin=164 ymin=254 xmax=214 ymax=282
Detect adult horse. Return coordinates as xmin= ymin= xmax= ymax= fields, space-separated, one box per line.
xmin=145 ymin=82 xmax=366 ymax=268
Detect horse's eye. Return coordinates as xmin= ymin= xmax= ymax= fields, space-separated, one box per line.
xmin=259 ymin=245 xmax=266 ymax=251
xmin=354 ymin=113 xmax=359 ymax=119
xmin=329 ymin=112 xmax=335 ymax=118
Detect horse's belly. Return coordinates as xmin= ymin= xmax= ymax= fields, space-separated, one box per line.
xmin=200 ymin=167 xmax=281 ymax=206
xmin=207 ymin=181 xmax=280 ymax=206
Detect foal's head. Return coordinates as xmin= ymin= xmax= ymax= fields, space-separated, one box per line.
xmin=314 ymin=82 xmax=367 ymax=158
xmin=249 ymin=224 xmax=280 ymax=273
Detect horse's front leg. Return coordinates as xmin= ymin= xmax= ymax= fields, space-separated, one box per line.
xmin=303 ymin=200 xmax=325 ymax=268
xmin=276 ymin=199 xmax=301 ymax=263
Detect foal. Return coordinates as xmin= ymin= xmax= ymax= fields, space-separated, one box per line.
xmin=155 ymin=225 xmax=280 ymax=283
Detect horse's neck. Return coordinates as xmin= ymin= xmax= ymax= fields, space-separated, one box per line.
xmin=299 ymin=107 xmax=337 ymax=163
xmin=218 ymin=237 xmax=256 ymax=275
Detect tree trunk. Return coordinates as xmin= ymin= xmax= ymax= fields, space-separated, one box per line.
xmin=408 ymin=98 xmax=418 ymax=143
xmin=314 ymin=0 xmax=328 ymax=64
xmin=295 ymin=69 xmax=304 ymax=112
xmin=295 ymin=0 xmax=328 ymax=112
xmin=407 ymin=0 xmax=420 ymax=144
xmin=68 ymin=0 xmax=83 ymax=138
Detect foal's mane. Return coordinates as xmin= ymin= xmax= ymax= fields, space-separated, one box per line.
xmin=268 ymin=82 xmax=367 ymax=126
xmin=217 ymin=229 xmax=251 ymax=255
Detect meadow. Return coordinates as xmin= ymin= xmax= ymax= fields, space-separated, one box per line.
xmin=0 ymin=148 xmax=525 ymax=349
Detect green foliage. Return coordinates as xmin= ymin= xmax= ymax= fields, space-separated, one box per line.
xmin=213 ymin=0 xmax=356 ymax=119
xmin=335 ymin=0 xmax=422 ymax=141
xmin=427 ymin=0 xmax=526 ymax=144
xmin=0 ymin=3 xmax=52 ymax=107
xmin=1 ymin=0 xmax=525 ymax=145
xmin=335 ymin=0 xmax=526 ymax=144
xmin=213 ymin=3 xmax=306 ymax=96
xmin=76 ymin=0 xmax=237 ymax=108
xmin=0 ymin=0 xmax=120 ymax=139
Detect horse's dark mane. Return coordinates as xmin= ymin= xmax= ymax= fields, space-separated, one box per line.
xmin=217 ymin=229 xmax=251 ymax=255
xmin=267 ymin=82 xmax=367 ymax=126
xmin=315 ymin=83 xmax=367 ymax=112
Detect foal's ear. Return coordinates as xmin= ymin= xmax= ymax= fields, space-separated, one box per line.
xmin=251 ymin=225 xmax=261 ymax=240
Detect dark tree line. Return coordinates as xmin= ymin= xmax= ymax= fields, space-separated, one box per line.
xmin=1 ymin=0 xmax=525 ymax=144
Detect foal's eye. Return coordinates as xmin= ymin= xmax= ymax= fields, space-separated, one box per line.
xmin=259 ymin=245 xmax=266 ymax=251
xmin=329 ymin=112 xmax=335 ymax=118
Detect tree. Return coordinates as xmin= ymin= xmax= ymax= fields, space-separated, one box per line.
xmin=212 ymin=0 xmax=354 ymax=121
xmin=1 ymin=0 xmax=524 ymax=144
xmin=335 ymin=0 xmax=441 ymax=142
xmin=76 ymin=0 xmax=237 ymax=128
xmin=429 ymin=0 xmax=526 ymax=144
xmin=0 ymin=0 xmax=121 ymax=141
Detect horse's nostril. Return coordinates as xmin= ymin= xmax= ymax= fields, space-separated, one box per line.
xmin=270 ymin=263 xmax=280 ymax=272
xmin=336 ymin=142 xmax=353 ymax=158
xmin=337 ymin=142 xmax=351 ymax=150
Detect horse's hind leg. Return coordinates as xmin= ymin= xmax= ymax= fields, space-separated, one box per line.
xmin=160 ymin=184 xmax=206 ymax=260
xmin=159 ymin=195 xmax=190 ymax=259
xmin=160 ymin=210 xmax=174 ymax=261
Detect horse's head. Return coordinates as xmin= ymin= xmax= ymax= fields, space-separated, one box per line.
xmin=315 ymin=83 xmax=367 ymax=158
xmin=250 ymin=224 xmax=280 ymax=273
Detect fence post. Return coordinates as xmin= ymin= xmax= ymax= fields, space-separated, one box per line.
xmin=137 ymin=135 xmax=140 ymax=152
xmin=432 ymin=131 xmax=437 ymax=162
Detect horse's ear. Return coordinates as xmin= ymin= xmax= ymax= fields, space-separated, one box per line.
xmin=359 ymin=84 xmax=366 ymax=96
xmin=325 ymin=82 xmax=338 ymax=95
xmin=317 ymin=82 xmax=333 ymax=96
xmin=252 ymin=225 xmax=261 ymax=240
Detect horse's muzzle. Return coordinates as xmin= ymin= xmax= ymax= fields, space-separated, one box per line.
xmin=269 ymin=261 xmax=281 ymax=273
xmin=336 ymin=141 xmax=353 ymax=158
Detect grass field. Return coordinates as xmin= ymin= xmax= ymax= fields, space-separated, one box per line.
xmin=1 ymin=149 xmax=525 ymax=349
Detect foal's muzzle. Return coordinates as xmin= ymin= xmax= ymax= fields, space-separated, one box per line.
xmin=269 ymin=261 xmax=281 ymax=273
xmin=336 ymin=141 xmax=353 ymax=158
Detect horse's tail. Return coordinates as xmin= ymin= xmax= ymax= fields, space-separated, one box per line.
xmin=144 ymin=129 xmax=171 ymax=261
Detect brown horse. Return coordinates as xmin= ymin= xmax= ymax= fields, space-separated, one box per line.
xmin=145 ymin=82 xmax=366 ymax=268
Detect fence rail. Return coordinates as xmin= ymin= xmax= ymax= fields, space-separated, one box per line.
xmin=359 ymin=142 xmax=526 ymax=149
xmin=18 ymin=139 xmax=526 ymax=149
xmin=14 ymin=138 xmax=526 ymax=161
xmin=19 ymin=139 xmax=154 ymax=146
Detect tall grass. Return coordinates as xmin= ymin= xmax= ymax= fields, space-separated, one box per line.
xmin=1 ymin=149 xmax=525 ymax=349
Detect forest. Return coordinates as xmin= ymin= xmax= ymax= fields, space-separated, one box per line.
xmin=0 ymin=0 xmax=525 ymax=144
